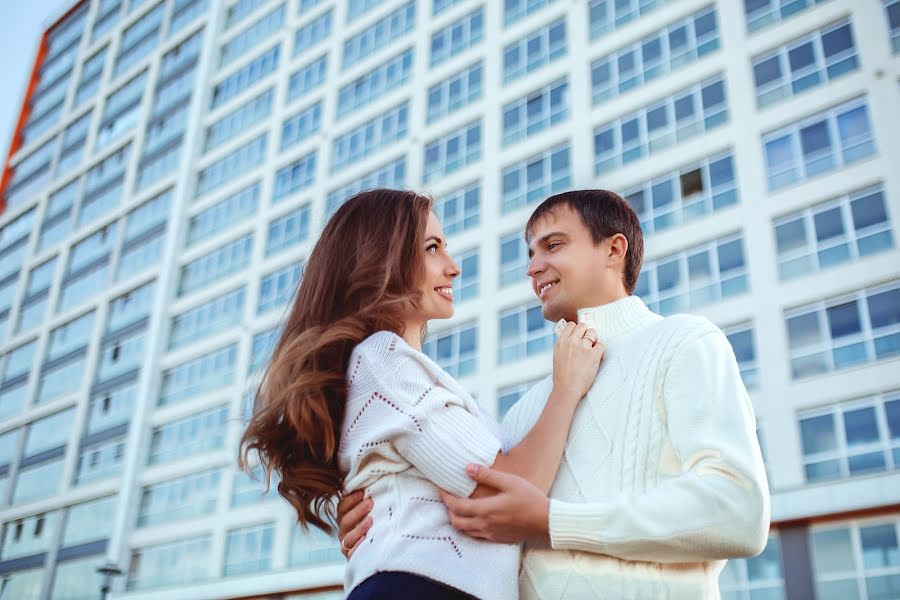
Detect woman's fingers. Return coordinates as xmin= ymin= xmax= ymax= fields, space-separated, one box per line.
xmin=341 ymin=515 xmax=372 ymax=559
xmin=337 ymin=490 xmax=367 ymax=539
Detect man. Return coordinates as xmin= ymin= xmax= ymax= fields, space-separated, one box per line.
xmin=339 ymin=190 xmax=770 ymax=598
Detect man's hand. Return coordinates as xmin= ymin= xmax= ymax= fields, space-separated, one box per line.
xmin=439 ymin=465 xmax=551 ymax=544
xmin=337 ymin=490 xmax=373 ymax=559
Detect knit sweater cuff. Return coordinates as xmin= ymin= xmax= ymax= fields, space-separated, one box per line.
xmin=404 ymin=405 xmax=502 ymax=498
xmin=548 ymin=498 xmax=613 ymax=553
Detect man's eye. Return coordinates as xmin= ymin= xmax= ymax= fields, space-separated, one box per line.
xmin=548 ymin=242 xmax=561 ymax=250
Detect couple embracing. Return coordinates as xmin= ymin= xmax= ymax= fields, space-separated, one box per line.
xmin=240 ymin=188 xmax=770 ymax=599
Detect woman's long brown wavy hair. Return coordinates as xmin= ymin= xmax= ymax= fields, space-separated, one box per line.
xmin=239 ymin=189 xmax=432 ymax=534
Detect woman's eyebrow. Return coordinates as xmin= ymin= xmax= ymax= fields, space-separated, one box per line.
xmin=425 ymin=235 xmax=444 ymax=245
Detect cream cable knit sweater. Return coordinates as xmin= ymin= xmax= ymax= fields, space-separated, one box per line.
xmin=503 ymin=296 xmax=770 ymax=599
xmin=338 ymin=331 xmax=519 ymax=600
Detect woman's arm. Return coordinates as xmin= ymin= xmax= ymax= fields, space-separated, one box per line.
xmin=477 ymin=321 xmax=603 ymax=496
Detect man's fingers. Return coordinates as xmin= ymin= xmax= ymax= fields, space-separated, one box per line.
xmin=338 ymin=495 xmax=372 ymax=539
xmin=341 ymin=515 xmax=372 ymax=559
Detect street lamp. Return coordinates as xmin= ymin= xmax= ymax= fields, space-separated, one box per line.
xmin=96 ymin=561 xmax=123 ymax=600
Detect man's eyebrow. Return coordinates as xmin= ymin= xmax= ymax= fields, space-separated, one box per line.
xmin=527 ymin=231 xmax=569 ymax=257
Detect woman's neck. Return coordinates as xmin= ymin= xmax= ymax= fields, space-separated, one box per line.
xmin=402 ymin=321 xmax=424 ymax=351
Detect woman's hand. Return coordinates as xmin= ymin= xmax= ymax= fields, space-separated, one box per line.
xmin=552 ymin=321 xmax=604 ymax=400
xmin=337 ymin=490 xmax=373 ymax=559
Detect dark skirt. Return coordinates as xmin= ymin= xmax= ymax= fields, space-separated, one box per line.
xmin=347 ymin=571 xmax=477 ymax=600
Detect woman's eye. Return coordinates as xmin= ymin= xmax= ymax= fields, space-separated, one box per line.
xmin=426 ymin=244 xmax=438 ymax=254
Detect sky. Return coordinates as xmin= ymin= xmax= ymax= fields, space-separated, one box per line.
xmin=0 ymin=1 xmax=73 ymax=161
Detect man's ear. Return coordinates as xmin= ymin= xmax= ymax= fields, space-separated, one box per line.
xmin=608 ymin=233 xmax=628 ymax=267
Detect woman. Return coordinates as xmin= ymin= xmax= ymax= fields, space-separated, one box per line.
xmin=240 ymin=189 xmax=603 ymax=599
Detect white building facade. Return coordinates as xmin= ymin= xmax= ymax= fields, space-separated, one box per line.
xmin=0 ymin=0 xmax=898 ymax=598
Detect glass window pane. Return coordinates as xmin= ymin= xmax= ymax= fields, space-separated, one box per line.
xmin=826 ymin=301 xmax=861 ymax=339
xmin=868 ymin=288 xmax=900 ymax=329
xmin=754 ymin=56 xmax=782 ymax=87
xmin=801 ymin=413 xmax=837 ymax=455
xmin=776 ymin=218 xmax=808 ymax=253
xmin=843 ymin=406 xmax=879 ymax=447
xmin=860 ymin=524 xmax=900 ymax=569
xmin=814 ymin=207 xmax=845 ymax=242
xmin=812 ymin=528 xmax=855 ymax=574
xmin=718 ymin=239 xmax=744 ymax=271
xmin=850 ymin=191 xmax=888 ymax=230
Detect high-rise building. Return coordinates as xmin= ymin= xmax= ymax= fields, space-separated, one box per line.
xmin=0 ymin=0 xmax=898 ymax=598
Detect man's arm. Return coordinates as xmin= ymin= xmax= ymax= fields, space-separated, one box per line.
xmin=445 ymin=327 xmax=771 ymax=562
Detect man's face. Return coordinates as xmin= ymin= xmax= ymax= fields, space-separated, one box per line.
xmin=527 ymin=206 xmax=620 ymax=322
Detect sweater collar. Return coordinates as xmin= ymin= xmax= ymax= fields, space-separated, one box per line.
xmin=575 ymin=296 xmax=660 ymax=345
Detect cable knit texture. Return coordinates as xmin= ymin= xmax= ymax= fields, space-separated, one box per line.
xmin=503 ymin=296 xmax=770 ymax=600
xmin=339 ymin=331 xmax=520 ymax=600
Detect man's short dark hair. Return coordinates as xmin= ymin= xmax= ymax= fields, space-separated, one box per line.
xmin=525 ymin=190 xmax=644 ymax=295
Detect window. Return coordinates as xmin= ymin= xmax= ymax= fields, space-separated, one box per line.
xmin=205 ymin=89 xmax=273 ymax=152
xmin=231 ymin=468 xmax=276 ymax=506
xmin=24 ymin=408 xmax=74 ymax=457
xmin=294 ymin=9 xmax=332 ymax=57
xmin=498 ymin=379 xmax=544 ymax=420
xmin=170 ymin=288 xmax=246 ymax=349
xmin=635 ymin=233 xmax=748 ymax=315
xmin=452 ymin=249 xmax=479 ymax=302
xmin=68 ymin=224 xmax=116 ymax=275
xmin=753 ymin=19 xmax=857 ymax=108
xmin=158 ymin=344 xmax=238 ymax=406
xmin=178 ymin=233 xmax=253 ymax=296
xmin=267 ymin=205 xmax=311 ymax=255
xmin=86 ymin=379 xmax=137 ymax=435
xmin=117 ymin=229 xmax=165 ymax=280
xmin=724 ymin=322 xmax=759 ymax=390
xmin=196 ymin=134 xmax=267 ymax=197
xmin=799 ymin=391 xmax=899 ymax=482
xmin=423 ymin=121 xmax=481 ymax=183
xmin=211 ymin=45 xmax=280 ymax=110
xmin=591 ymin=7 xmax=718 ymax=104
xmin=326 ymin=158 xmax=406 ymax=218
xmin=811 ymin=518 xmax=900 ymax=598
xmin=138 ymin=470 xmax=220 ymax=526
xmin=92 ymin=0 xmax=122 ymax=41
xmin=433 ymin=0 xmax=463 ymax=15
xmin=887 ymin=0 xmax=900 ymax=53
xmin=47 ymin=311 xmax=94 ymax=361
xmin=108 ymin=280 xmax=155 ymax=333
xmin=594 ymin=76 xmax=727 ymax=174
xmin=501 ymin=144 xmax=570 ymax=214
xmin=220 ymin=4 xmax=285 ymax=68
xmin=3 ymin=340 xmax=37 ymax=382
xmin=149 ymin=405 xmax=229 ymax=465
xmin=63 ymin=496 xmax=116 ymax=547
xmin=719 ymin=535 xmax=785 ymax=599
xmin=589 ymin=0 xmax=672 ymax=39
xmin=225 ymin=0 xmax=275 ymax=30
xmin=168 ymin=0 xmax=207 ymax=34
xmin=114 ymin=2 xmax=164 ymax=76
xmin=13 ymin=458 xmax=64 ymax=504
xmin=59 ymin=263 xmax=109 ymax=312
xmin=258 ymin=263 xmax=303 ymax=314
xmin=499 ymin=303 xmax=554 ymax=364
xmin=51 ymin=556 xmax=106 ymax=600
xmin=224 ymin=523 xmax=274 ymax=576
xmin=96 ymin=329 xmax=147 ymax=382
xmin=76 ymin=46 xmax=107 ymax=106
xmin=1 ymin=511 xmax=61 ymax=560
xmin=187 ymin=184 xmax=259 ymax=248
xmin=505 ymin=0 xmax=557 ymax=25
xmin=36 ymin=354 xmax=86 ymax=404
xmin=503 ymin=79 xmax=568 ymax=145
xmin=80 ymin=145 xmax=131 ymax=227
xmin=775 ymin=184 xmax=893 ymax=280
xmin=127 ymin=535 xmax=212 ymax=590
xmin=435 ymin=182 xmax=479 ymax=236
xmin=337 ymin=50 xmax=413 ymax=118
xmin=763 ymin=98 xmax=876 ymax=190
xmin=97 ymin=72 xmax=147 ymax=149
xmin=58 ymin=111 xmax=92 ymax=175
xmin=744 ymin=0 xmax=828 ymax=34
xmin=273 ymin=152 xmax=317 ymax=200
xmin=74 ymin=436 xmax=126 ymax=485
xmin=428 ymin=61 xmax=482 ymax=123
xmin=348 ymin=0 xmax=385 ymax=21
xmin=499 ymin=231 xmax=528 ymax=287
xmin=287 ymin=54 xmax=327 ymax=103
xmin=431 ymin=8 xmax=483 ymax=66
xmin=249 ymin=327 xmax=280 ymax=374
xmin=623 ymin=152 xmax=737 ymax=235
xmin=331 ymin=104 xmax=408 ymax=172
xmin=6 ymin=140 xmax=54 ymax=208
xmin=503 ymin=18 xmax=565 ymax=83
xmin=159 ymin=29 xmax=203 ymax=83
xmin=785 ymin=282 xmax=900 ymax=378
xmin=343 ymin=3 xmax=413 ymax=68
xmin=0 ymin=568 xmax=45 ymax=600
xmin=280 ymin=103 xmax=322 ymax=151
xmin=289 ymin=527 xmax=341 ymax=567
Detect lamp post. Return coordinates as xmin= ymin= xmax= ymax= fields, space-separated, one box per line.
xmin=96 ymin=561 xmax=123 ymax=600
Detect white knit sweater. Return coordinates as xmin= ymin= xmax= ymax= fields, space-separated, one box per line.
xmin=338 ymin=331 xmax=520 ymax=600
xmin=503 ymin=296 xmax=770 ymax=599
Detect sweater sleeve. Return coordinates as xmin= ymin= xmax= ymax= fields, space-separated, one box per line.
xmin=370 ymin=353 xmax=502 ymax=499
xmin=547 ymin=328 xmax=771 ymax=562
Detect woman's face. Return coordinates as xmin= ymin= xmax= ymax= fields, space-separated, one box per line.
xmin=413 ymin=211 xmax=460 ymax=322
